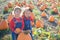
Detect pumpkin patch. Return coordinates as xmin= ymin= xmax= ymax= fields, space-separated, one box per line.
xmin=0 ymin=0 xmax=60 ymax=40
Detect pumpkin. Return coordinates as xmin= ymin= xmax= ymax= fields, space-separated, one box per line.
xmin=37 ymin=1 xmax=42 ymax=6
xmin=44 ymin=4 xmax=48 ymax=9
xmin=31 ymin=21 xmax=34 ymax=26
xmin=30 ymin=1 xmax=33 ymax=4
xmin=22 ymin=0 xmax=26 ymax=5
xmin=7 ymin=13 xmax=13 ymax=23
xmin=15 ymin=2 xmax=19 ymax=5
xmin=48 ymin=15 xmax=55 ymax=22
xmin=4 ymin=6 xmax=8 ymax=11
xmin=58 ymin=21 xmax=60 ymax=25
xmin=53 ymin=8 xmax=58 ymax=13
xmin=17 ymin=3 xmax=22 ymax=7
xmin=58 ymin=13 xmax=60 ymax=17
xmin=41 ymin=12 xmax=47 ymax=17
xmin=40 ymin=5 xmax=46 ymax=11
xmin=36 ymin=20 xmax=44 ymax=28
xmin=15 ymin=28 xmax=21 ymax=34
xmin=25 ymin=4 xmax=29 ymax=7
xmin=51 ymin=3 xmax=56 ymax=9
xmin=29 ymin=4 xmax=34 ymax=10
xmin=8 ymin=2 xmax=12 ymax=8
xmin=47 ymin=0 xmax=51 ymax=2
xmin=0 ymin=20 xmax=8 ymax=30
xmin=17 ymin=32 xmax=32 ymax=40
xmin=30 ymin=12 xmax=35 ymax=20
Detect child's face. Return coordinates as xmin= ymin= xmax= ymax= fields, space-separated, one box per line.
xmin=14 ymin=9 xmax=21 ymax=17
xmin=24 ymin=10 xmax=31 ymax=17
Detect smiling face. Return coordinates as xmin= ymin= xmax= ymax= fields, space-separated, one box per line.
xmin=24 ymin=9 xmax=31 ymax=18
xmin=14 ymin=8 xmax=21 ymax=18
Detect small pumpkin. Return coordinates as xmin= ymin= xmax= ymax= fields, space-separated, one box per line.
xmin=44 ymin=4 xmax=48 ymax=9
xmin=40 ymin=5 xmax=46 ymax=11
xmin=53 ymin=8 xmax=58 ymax=13
xmin=25 ymin=4 xmax=29 ymax=7
xmin=7 ymin=13 xmax=13 ymax=23
xmin=58 ymin=13 xmax=60 ymax=17
xmin=47 ymin=0 xmax=51 ymax=2
xmin=37 ymin=1 xmax=42 ymax=6
xmin=41 ymin=12 xmax=47 ymax=17
xmin=36 ymin=20 xmax=44 ymax=28
xmin=31 ymin=21 xmax=34 ymax=26
xmin=15 ymin=2 xmax=19 ymax=5
xmin=0 ymin=20 xmax=8 ymax=30
xmin=29 ymin=4 xmax=34 ymax=10
xmin=17 ymin=32 xmax=32 ymax=40
xmin=30 ymin=1 xmax=33 ymax=4
xmin=51 ymin=3 xmax=56 ymax=9
xmin=17 ymin=3 xmax=22 ymax=7
xmin=4 ymin=6 xmax=8 ymax=11
xmin=15 ymin=28 xmax=21 ymax=34
xmin=22 ymin=0 xmax=26 ymax=5
xmin=48 ymin=15 xmax=55 ymax=22
xmin=8 ymin=2 xmax=12 ymax=8
xmin=30 ymin=12 xmax=35 ymax=20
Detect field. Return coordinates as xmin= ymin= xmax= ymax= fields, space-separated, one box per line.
xmin=0 ymin=0 xmax=60 ymax=40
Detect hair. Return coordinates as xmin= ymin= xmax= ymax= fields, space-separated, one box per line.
xmin=14 ymin=8 xmax=21 ymax=12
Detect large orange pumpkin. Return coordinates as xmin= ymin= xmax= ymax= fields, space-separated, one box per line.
xmin=8 ymin=2 xmax=12 ymax=8
xmin=48 ymin=15 xmax=55 ymax=22
xmin=0 ymin=20 xmax=8 ymax=30
xmin=17 ymin=32 xmax=32 ymax=40
xmin=4 ymin=6 xmax=8 ymax=11
xmin=36 ymin=20 xmax=44 ymax=28
xmin=7 ymin=13 xmax=13 ymax=23
xmin=41 ymin=12 xmax=47 ymax=17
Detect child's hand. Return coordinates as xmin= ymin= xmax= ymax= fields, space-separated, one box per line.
xmin=14 ymin=28 xmax=21 ymax=34
xmin=23 ymin=30 xmax=31 ymax=35
xmin=26 ymin=30 xmax=31 ymax=33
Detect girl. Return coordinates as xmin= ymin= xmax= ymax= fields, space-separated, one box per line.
xmin=23 ymin=9 xmax=34 ymax=40
xmin=9 ymin=7 xmax=24 ymax=40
